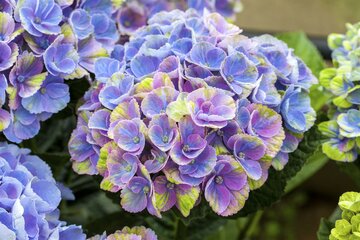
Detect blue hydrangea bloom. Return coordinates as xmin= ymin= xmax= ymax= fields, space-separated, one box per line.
xmin=0 ymin=142 xmax=86 ymax=240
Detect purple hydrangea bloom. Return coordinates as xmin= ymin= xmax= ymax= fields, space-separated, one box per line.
xmin=69 ymin=8 xmax=317 ymax=218
xmin=0 ymin=142 xmax=86 ymax=240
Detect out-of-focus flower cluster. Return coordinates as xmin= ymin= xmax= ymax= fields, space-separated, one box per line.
xmin=69 ymin=9 xmax=317 ymax=217
xmin=0 ymin=0 xmax=121 ymax=142
xmin=89 ymin=226 xmax=157 ymax=240
xmin=319 ymin=23 xmax=360 ymax=162
xmin=0 ymin=142 xmax=86 ymax=240
xmin=328 ymin=192 xmax=360 ymax=240
xmin=118 ymin=0 xmax=242 ymax=35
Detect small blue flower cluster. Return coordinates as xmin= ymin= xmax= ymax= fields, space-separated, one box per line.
xmin=0 ymin=142 xmax=86 ymax=240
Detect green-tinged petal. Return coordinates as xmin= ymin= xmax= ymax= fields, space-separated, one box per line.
xmin=339 ymin=192 xmax=360 ymax=212
xmin=333 ymin=95 xmax=352 ymax=108
xmin=328 ymin=33 xmax=345 ymax=50
xmin=319 ymin=68 xmax=337 ymax=89
xmin=134 ymin=78 xmax=153 ymax=98
xmin=72 ymin=160 xmax=94 ymax=175
xmin=322 ymin=141 xmax=356 ymax=162
xmin=97 ymin=141 xmax=118 ymax=175
xmin=110 ymin=98 xmax=141 ymax=123
xmin=64 ymin=66 xmax=88 ymax=80
xmin=330 ymin=75 xmax=350 ymax=96
xmin=61 ymin=23 xmax=76 ymax=44
xmin=175 ymin=185 xmax=200 ymax=217
xmin=166 ymin=92 xmax=189 ymax=122
xmin=332 ymin=219 xmax=352 ymax=237
xmin=26 ymin=72 xmax=48 ymax=94
xmin=319 ymin=120 xmax=339 ymax=138
xmin=100 ymin=178 xmax=117 ymax=192
xmin=155 ymin=191 xmax=170 ymax=211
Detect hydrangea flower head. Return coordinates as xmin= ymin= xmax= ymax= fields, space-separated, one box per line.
xmin=319 ymin=22 xmax=360 ymax=162
xmin=70 ymin=9 xmax=317 ymax=217
xmin=0 ymin=142 xmax=85 ymax=240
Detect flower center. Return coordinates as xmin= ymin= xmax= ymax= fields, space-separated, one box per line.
xmin=157 ymin=156 xmax=166 ymax=163
xmin=166 ymin=182 xmax=174 ymax=189
xmin=227 ymin=76 xmax=234 ymax=83
xmin=17 ymin=75 xmax=25 ymax=82
xmin=124 ymin=165 xmax=132 ymax=172
xmin=143 ymin=186 xmax=149 ymax=194
xmin=238 ymin=152 xmax=245 ymax=159
xmin=190 ymin=159 xmax=195 ymax=164
xmin=133 ymin=136 xmax=140 ymax=144
xmin=182 ymin=144 xmax=189 ymax=152
xmin=162 ymin=135 xmax=169 ymax=143
xmin=40 ymin=87 xmax=46 ymax=94
xmin=34 ymin=17 xmax=41 ymax=24
xmin=215 ymin=176 xmax=223 ymax=184
xmin=217 ymin=130 xmax=224 ymax=136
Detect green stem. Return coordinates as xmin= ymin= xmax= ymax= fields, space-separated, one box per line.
xmin=237 ymin=211 xmax=263 ymax=240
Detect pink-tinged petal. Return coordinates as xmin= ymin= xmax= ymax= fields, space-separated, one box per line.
xmin=120 ymin=177 xmax=149 ymax=213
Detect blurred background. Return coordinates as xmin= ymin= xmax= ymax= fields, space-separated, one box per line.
xmin=237 ymin=0 xmax=360 ymax=37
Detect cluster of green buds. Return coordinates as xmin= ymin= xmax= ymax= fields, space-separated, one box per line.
xmin=330 ymin=192 xmax=360 ymax=239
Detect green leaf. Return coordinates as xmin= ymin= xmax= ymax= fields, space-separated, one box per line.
xmin=276 ymin=31 xmax=324 ymax=77
xmin=317 ymin=218 xmax=335 ymax=240
xmin=317 ymin=207 xmax=343 ymax=240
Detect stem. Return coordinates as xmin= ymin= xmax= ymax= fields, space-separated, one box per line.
xmin=237 ymin=211 xmax=263 ymax=240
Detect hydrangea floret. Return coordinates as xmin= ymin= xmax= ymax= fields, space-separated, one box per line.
xmin=319 ymin=23 xmax=360 ymax=162
xmin=328 ymin=192 xmax=360 ymax=240
xmin=88 ymin=226 xmax=157 ymax=240
xmin=0 ymin=0 xmax=124 ymax=142
xmin=0 ymin=142 xmax=86 ymax=240
xmin=69 ymin=9 xmax=317 ymax=217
